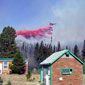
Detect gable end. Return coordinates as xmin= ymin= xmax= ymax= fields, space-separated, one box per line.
xmin=51 ymin=50 xmax=84 ymax=65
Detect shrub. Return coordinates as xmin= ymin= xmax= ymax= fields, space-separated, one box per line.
xmin=6 ymin=80 xmax=12 ymax=85
xmin=26 ymin=70 xmax=32 ymax=80
xmin=0 ymin=77 xmax=3 ymax=85
xmin=40 ymin=83 xmax=45 ymax=85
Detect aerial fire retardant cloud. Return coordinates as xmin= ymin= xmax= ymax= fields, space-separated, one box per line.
xmin=16 ymin=23 xmax=55 ymax=39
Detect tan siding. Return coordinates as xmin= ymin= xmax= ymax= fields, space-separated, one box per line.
xmin=3 ymin=61 xmax=12 ymax=74
xmin=0 ymin=61 xmax=3 ymax=63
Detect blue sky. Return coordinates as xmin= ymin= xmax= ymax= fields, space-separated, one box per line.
xmin=0 ymin=0 xmax=85 ymax=44
xmin=0 ymin=0 xmax=56 ymax=31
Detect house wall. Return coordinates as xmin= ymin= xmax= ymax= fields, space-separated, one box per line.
xmin=0 ymin=61 xmax=12 ymax=74
xmin=52 ymin=55 xmax=82 ymax=85
xmin=3 ymin=61 xmax=12 ymax=74
xmin=0 ymin=61 xmax=3 ymax=74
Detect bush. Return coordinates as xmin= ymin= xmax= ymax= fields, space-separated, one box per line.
xmin=26 ymin=70 xmax=32 ymax=80
xmin=40 ymin=83 xmax=45 ymax=85
xmin=6 ymin=80 xmax=12 ymax=85
xmin=0 ymin=77 xmax=3 ymax=85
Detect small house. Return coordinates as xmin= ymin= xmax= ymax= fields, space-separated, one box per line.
xmin=0 ymin=58 xmax=13 ymax=74
xmin=40 ymin=50 xmax=84 ymax=85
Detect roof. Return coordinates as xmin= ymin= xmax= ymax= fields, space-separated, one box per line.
xmin=40 ymin=50 xmax=84 ymax=65
xmin=0 ymin=58 xmax=14 ymax=61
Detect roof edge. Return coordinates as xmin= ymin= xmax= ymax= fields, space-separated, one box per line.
xmin=68 ymin=51 xmax=84 ymax=65
xmin=51 ymin=50 xmax=84 ymax=65
xmin=51 ymin=50 xmax=69 ymax=65
xmin=0 ymin=58 xmax=14 ymax=61
xmin=40 ymin=50 xmax=84 ymax=65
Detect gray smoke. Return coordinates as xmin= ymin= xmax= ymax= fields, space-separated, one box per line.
xmin=52 ymin=0 xmax=85 ymax=45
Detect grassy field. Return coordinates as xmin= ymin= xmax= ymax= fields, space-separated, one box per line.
xmin=1 ymin=74 xmax=40 ymax=85
xmin=0 ymin=74 xmax=85 ymax=85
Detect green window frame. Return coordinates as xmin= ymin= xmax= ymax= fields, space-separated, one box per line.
xmin=61 ymin=68 xmax=73 ymax=75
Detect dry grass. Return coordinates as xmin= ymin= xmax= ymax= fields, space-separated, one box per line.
xmin=0 ymin=74 xmax=85 ymax=85
xmin=1 ymin=74 xmax=40 ymax=85
xmin=84 ymin=75 xmax=85 ymax=85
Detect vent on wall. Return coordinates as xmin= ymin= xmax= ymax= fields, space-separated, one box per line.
xmin=65 ymin=52 xmax=69 ymax=57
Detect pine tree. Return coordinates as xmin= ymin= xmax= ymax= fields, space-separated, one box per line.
xmin=65 ymin=46 xmax=71 ymax=51
xmin=82 ymin=40 xmax=85 ymax=61
xmin=38 ymin=41 xmax=44 ymax=64
xmin=57 ymin=41 xmax=61 ymax=51
xmin=48 ymin=44 xmax=53 ymax=55
xmin=53 ymin=45 xmax=56 ymax=52
xmin=73 ymin=44 xmax=79 ymax=57
xmin=34 ymin=41 xmax=53 ymax=68
xmin=0 ymin=26 xmax=17 ymax=57
xmin=34 ymin=42 xmax=40 ymax=67
xmin=66 ymin=46 xmax=69 ymax=50
xmin=10 ymin=51 xmax=25 ymax=74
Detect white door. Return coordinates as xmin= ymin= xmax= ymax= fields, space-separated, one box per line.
xmin=45 ymin=74 xmax=50 ymax=85
xmin=0 ymin=63 xmax=2 ymax=74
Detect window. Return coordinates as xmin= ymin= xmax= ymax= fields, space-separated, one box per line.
xmin=3 ymin=61 xmax=8 ymax=68
xmin=61 ymin=68 xmax=73 ymax=75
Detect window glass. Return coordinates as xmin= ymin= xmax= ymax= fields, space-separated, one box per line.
xmin=4 ymin=61 xmax=7 ymax=65
xmin=61 ymin=68 xmax=73 ymax=75
xmin=3 ymin=61 xmax=8 ymax=68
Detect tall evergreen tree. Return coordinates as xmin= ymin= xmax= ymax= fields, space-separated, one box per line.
xmin=34 ymin=42 xmax=40 ymax=67
xmin=34 ymin=41 xmax=53 ymax=68
xmin=66 ymin=46 xmax=69 ymax=50
xmin=34 ymin=43 xmax=39 ymax=58
xmin=66 ymin=46 xmax=71 ymax=51
xmin=57 ymin=41 xmax=61 ymax=51
xmin=73 ymin=44 xmax=79 ymax=57
xmin=10 ymin=51 xmax=25 ymax=74
xmin=0 ymin=26 xmax=16 ymax=57
xmin=82 ymin=40 xmax=85 ymax=61
xmin=38 ymin=41 xmax=44 ymax=64
xmin=53 ymin=45 xmax=56 ymax=52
